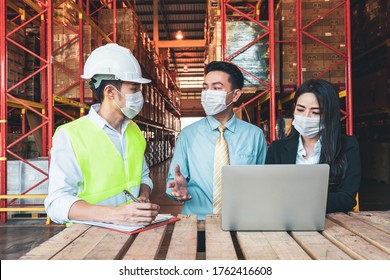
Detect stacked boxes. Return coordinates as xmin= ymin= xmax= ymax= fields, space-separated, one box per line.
xmin=352 ymin=42 xmax=390 ymax=114
xmin=7 ymin=159 xmax=49 ymax=208
xmin=53 ymin=0 xmax=78 ymax=26
xmin=226 ymin=21 xmax=270 ymax=87
xmin=352 ymin=1 xmax=389 ymax=115
xmin=98 ymin=9 xmax=139 ymax=54
xmin=25 ymin=33 xmax=41 ymax=102
xmin=7 ymin=20 xmax=26 ymax=97
xmin=209 ymin=19 xmax=276 ymax=89
xmin=351 ymin=0 xmax=389 ymax=52
xmin=361 ymin=0 xmax=390 ymax=50
xmin=52 ymin=1 xmax=95 ymax=100
xmin=277 ymin=0 xmax=346 ymax=90
xmin=351 ymin=2 xmax=365 ymax=54
xmin=7 ymin=133 xmax=27 ymax=159
xmin=53 ymin=25 xmax=96 ymax=99
xmin=350 ymin=0 xmax=390 ymax=183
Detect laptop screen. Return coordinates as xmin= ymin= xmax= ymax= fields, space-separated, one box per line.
xmin=221 ymin=164 xmax=329 ymax=231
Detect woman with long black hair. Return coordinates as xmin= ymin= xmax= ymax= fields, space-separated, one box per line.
xmin=266 ymin=79 xmax=361 ymax=213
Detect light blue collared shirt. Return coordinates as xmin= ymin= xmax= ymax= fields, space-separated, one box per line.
xmin=45 ymin=104 xmax=153 ymax=224
xmin=166 ymin=115 xmax=267 ymax=220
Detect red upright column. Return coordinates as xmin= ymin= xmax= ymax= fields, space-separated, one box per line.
xmin=0 ymin=0 xmax=8 ymax=222
xmin=345 ymin=0 xmax=353 ymax=135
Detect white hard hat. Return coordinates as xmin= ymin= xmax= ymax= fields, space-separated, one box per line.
xmin=81 ymin=43 xmax=151 ymax=88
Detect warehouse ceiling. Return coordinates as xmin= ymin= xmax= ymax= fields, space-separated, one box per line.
xmin=134 ymin=0 xmax=207 ymax=100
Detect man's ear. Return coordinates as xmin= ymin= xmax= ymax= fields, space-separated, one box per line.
xmin=104 ymin=85 xmax=116 ymax=100
xmin=232 ymin=89 xmax=242 ymax=103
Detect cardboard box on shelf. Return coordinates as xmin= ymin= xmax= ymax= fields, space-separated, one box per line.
xmin=282 ymin=71 xmax=298 ymax=86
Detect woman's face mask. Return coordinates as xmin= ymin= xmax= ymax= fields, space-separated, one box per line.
xmin=201 ymin=89 xmax=233 ymax=116
xmin=292 ymin=115 xmax=323 ymax=138
xmin=114 ymin=88 xmax=144 ymax=119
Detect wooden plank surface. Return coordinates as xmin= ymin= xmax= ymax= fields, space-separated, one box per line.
xmin=328 ymin=213 xmax=390 ymax=254
xmin=290 ymin=231 xmax=352 ymax=260
xmin=322 ymin=219 xmax=390 ymax=260
xmin=19 ymin=212 xmax=390 ymax=260
xmin=123 ymin=225 xmax=167 ymax=260
xmin=165 ymin=214 xmax=197 ymax=260
xmin=83 ymin=230 xmax=133 ymax=260
xmin=363 ymin=211 xmax=390 ymax=220
xmin=19 ymin=224 xmax=90 ymax=260
xmin=350 ymin=211 xmax=390 ymax=234
xmin=236 ymin=232 xmax=279 ymax=259
xmin=52 ymin=226 xmax=119 ymax=260
xmin=205 ymin=215 xmax=237 ymax=260
xmin=237 ymin=231 xmax=311 ymax=260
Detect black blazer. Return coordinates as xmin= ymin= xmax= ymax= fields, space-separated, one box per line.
xmin=265 ymin=134 xmax=361 ymax=213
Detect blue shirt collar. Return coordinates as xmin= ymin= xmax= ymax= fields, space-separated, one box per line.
xmin=206 ymin=114 xmax=237 ymax=133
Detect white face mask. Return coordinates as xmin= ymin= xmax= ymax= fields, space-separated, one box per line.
xmin=201 ymin=89 xmax=233 ymax=116
xmin=114 ymin=90 xmax=144 ymax=119
xmin=292 ymin=114 xmax=322 ymax=138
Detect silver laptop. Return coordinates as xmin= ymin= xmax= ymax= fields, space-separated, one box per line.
xmin=221 ymin=164 xmax=330 ymax=231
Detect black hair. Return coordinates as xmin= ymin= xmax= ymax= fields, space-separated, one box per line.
xmin=290 ymin=79 xmax=347 ymax=187
xmin=89 ymin=79 xmax=123 ymax=102
xmin=205 ymin=61 xmax=244 ymax=90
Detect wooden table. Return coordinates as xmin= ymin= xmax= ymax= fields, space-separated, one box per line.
xmin=20 ymin=211 xmax=390 ymax=260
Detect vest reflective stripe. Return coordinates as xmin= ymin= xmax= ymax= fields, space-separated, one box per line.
xmin=59 ymin=117 xmax=146 ymax=204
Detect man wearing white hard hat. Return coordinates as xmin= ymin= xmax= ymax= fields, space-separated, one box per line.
xmin=45 ymin=44 xmax=160 ymax=226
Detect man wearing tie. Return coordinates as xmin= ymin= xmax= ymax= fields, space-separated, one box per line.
xmin=166 ymin=61 xmax=267 ymax=220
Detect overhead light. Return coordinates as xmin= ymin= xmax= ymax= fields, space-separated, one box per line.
xmin=175 ymin=30 xmax=184 ymax=40
xmin=183 ymin=64 xmax=188 ymax=72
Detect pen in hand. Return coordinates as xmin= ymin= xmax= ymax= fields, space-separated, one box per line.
xmin=123 ymin=189 xmax=140 ymax=202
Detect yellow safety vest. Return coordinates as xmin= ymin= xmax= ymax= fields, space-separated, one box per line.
xmin=58 ymin=117 xmax=146 ymax=204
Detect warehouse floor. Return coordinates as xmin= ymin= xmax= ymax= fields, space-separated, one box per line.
xmin=1 ymin=159 xmax=389 ymax=260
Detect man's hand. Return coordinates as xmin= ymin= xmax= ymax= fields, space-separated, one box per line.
xmin=112 ymin=202 xmax=160 ymax=226
xmin=167 ymin=164 xmax=192 ymax=201
xmin=68 ymin=200 xmax=160 ymax=226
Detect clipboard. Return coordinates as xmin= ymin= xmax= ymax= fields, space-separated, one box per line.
xmin=70 ymin=214 xmax=180 ymax=234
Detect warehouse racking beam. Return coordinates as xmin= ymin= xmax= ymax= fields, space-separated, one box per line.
xmin=7 ymin=96 xmax=45 ymax=109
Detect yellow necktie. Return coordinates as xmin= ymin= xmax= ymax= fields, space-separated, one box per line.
xmin=213 ymin=125 xmax=230 ymax=214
